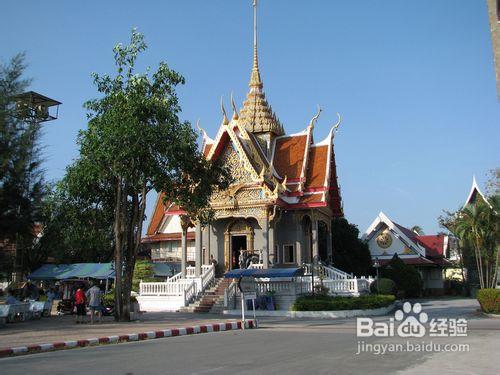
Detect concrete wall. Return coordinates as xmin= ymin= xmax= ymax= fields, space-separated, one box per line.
xmin=136 ymin=295 xmax=184 ymax=312
xmin=274 ymin=212 xmax=305 ymax=266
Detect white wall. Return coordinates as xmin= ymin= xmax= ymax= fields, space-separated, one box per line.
xmin=159 ymin=215 xmax=195 ymax=234
xmin=367 ymin=229 xmax=418 ymax=258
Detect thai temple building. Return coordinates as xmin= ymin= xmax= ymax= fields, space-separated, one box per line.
xmin=143 ymin=1 xmax=343 ymax=276
xmin=137 ymin=1 xmax=371 ymax=312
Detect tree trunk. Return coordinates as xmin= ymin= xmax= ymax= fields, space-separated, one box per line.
xmin=113 ymin=178 xmax=124 ymax=321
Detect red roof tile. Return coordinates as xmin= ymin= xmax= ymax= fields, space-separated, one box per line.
xmin=203 ymin=144 xmax=212 ymax=158
xmin=273 ymin=135 xmax=307 ymax=179
xmin=306 ymin=146 xmax=328 ymax=188
xmin=416 ymin=235 xmax=446 ymax=258
xmin=142 ymin=232 xmax=195 ymax=243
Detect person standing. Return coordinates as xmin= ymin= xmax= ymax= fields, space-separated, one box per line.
xmin=74 ymin=285 xmax=87 ymax=324
xmin=86 ymin=282 xmax=103 ymax=324
xmin=5 ymin=290 xmax=18 ymax=305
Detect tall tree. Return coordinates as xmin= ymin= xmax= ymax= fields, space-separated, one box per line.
xmin=0 ymin=53 xmax=46 ymax=278
xmin=331 ymin=218 xmax=372 ymax=276
xmin=36 ymin=179 xmax=114 ymax=265
xmin=441 ymin=184 xmax=499 ymax=290
xmin=71 ymin=30 xmax=229 ymax=321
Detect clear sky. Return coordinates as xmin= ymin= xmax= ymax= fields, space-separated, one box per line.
xmin=1 ymin=0 xmax=499 ymax=235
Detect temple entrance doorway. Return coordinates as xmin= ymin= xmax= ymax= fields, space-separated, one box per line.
xmin=231 ymin=235 xmax=247 ymax=269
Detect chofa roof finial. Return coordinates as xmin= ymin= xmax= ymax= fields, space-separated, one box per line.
xmin=230 ymin=92 xmax=239 ymax=120
xmin=220 ymin=96 xmax=229 ymax=125
xmin=309 ymin=105 xmax=322 ymax=129
xmin=332 ymin=112 xmax=342 ymax=132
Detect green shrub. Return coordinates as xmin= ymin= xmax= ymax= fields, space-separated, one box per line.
xmin=477 ymin=289 xmax=500 ymax=314
xmin=292 ymin=294 xmax=395 ymax=311
xmin=102 ymin=290 xmax=137 ymax=306
xmin=132 ymin=260 xmax=156 ymax=292
xmin=381 ymin=254 xmax=423 ymax=298
xmin=369 ymin=278 xmax=396 ymax=295
xmin=314 ymin=284 xmax=330 ymax=297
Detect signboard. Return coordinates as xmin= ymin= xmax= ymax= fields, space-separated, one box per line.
xmin=243 ymin=292 xmax=257 ymax=300
xmin=238 ymin=276 xmax=256 ymax=293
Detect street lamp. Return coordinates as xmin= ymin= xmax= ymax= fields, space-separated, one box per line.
xmin=373 ymin=257 xmax=380 ymax=294
xmin=13 ymin=91 xmax=61 ymax=123
xmin=11 ymin=91 xmax=61 ymax=282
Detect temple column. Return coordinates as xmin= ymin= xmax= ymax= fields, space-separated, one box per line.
xmin=262 ymin=216 xmax=269 ymax=269
xmin=195 ymin=222 xmax=202 ymax=276
xmin=180 ymin=215 xmax=190 ymax=278
xmin=206 ymin=224 xmax=211 ymax=264
xmin=312 ymin=219 xmax=319 ymax=261
xmin=326 ymin=223 xmax=332 ymax=263
xmin=268 ymin=222 xmax=275 ymax=266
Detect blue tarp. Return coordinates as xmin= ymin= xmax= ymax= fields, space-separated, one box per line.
xmin=28 ymin=263 xmax=115 ymax=280
xmin=152 ymin=263 xmax=180 ymax=277
xmin=224 ymin=267 xmax=304 ymax=279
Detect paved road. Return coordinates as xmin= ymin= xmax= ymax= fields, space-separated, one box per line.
xmin=1 ymin=298 xmax=499 ymax=375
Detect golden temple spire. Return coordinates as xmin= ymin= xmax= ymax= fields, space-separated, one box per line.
xmin=249 ymin=0 xmax=262 ymax=90
xmin=239 ymin=0 xmax=284 ymax=136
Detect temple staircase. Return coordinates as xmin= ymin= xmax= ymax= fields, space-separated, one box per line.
xmin=179 ymin=277 xmax=231 ymax=313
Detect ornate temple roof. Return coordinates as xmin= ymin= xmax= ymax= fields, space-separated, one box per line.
xmin=143 ymin=1 xmax=343 ymax=243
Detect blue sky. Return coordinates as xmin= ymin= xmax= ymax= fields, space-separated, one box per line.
xmin=1 ymin=0 xmax=499 ymax=235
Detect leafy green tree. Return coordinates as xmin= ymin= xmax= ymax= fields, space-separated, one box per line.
xmin=132 ymin=260 xmax=156 ymax=292
xmin=36 ymin=180 xmax=114 ymax=264
xmin=331 ymin=218 xmax=372 ymax=276
xmin=0 ymin=53 xmax=47 ymax=278
xmin=381 ymin=254 xmax=423 ymax=298
xmin=70 ymin=29 xmax=229 ymax=321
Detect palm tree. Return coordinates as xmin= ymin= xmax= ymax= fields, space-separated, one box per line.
xmin=454 ymin=201 xmax=498 ymax=289
xmin=410 ymin=225 xmax=424 ymax=235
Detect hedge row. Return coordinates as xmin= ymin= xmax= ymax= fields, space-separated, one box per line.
xmin=477 ymin=289 xmax=500 ymax=314
xmin=292 ymin=294 xmax=395 ymax=311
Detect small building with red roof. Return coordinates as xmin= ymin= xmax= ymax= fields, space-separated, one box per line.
xmin=362 ymin=212 xmax=454 ymax=295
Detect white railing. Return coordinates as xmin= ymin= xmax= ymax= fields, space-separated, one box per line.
xmin=224 ymin=281 xmax=237 ymax=308
xmin=322 ymin=264 xmax=354 ymax=279
xmin=248 ymin=262 xmax=264 ymax=269
xmin=166 ymin=272 xmax=182 ymax=283
xmin=295 ymin=275 xmax=372 ymax=296
xmin=183 ymin=280 xmax=197 ymax=306
xmin=200 ymin=264 xmax=215 ymax=293
xmin=201 ymin=264 xmax=212 ymax=273
xmin=186 ymin=266 xmax=196 ymax=278
xmin=323 ymin=278 xmax=359 ymax=295
xmin=139 ymin=279 xmax=194 ymax=296
xmin=304 ymin=264 xmax=352 ymax=280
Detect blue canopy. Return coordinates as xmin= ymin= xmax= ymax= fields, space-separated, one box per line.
xmin=224 ymin=267 xmax=304 ymax=279
xmin=28 ymin=263 xmax=115 ymax=280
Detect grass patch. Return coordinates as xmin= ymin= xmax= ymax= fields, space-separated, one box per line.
xmin=292 ymin=294 xmax=395 ymax=311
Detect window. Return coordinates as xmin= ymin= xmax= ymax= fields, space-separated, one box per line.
xmin=283 ymin=244 xmax=295 ymax=264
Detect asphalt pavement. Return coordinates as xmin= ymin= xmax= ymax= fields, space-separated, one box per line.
xmin=1 ymin=298 xmax=499 ymax=375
